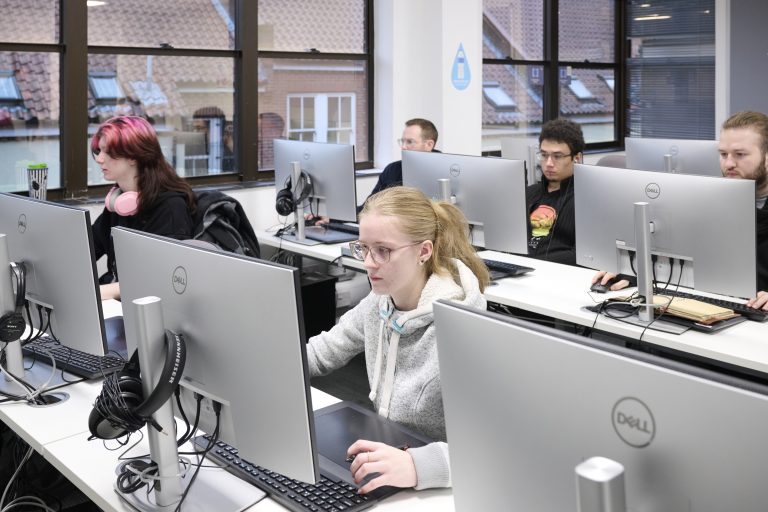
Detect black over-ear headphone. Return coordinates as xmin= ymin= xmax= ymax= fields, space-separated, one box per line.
xmin=275 ymin=171 xmax=313 ymax=216
xmin=88 ymin=330 xmax=187 ymax=440
xmin=0 ymin=262 xmax=27 ymax=343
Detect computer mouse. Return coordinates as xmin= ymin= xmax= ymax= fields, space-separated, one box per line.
xmin=590 ymin=276 xmax=620 ymax=293
xmin=304 ymin=216 xmax=319 ymax=227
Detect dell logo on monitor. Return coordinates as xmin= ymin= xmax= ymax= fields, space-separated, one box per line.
xmin=17 ymin=214 xmax=27 ymax=233
xmin=449 ymin=164 xmax=461 ymax=177
xmin=303 ymin=150 xmax=311 ymax=161
xmin=612 ymin=396 xmax=655 ymax=448
xmin=644 ymin=183 xmax=660 ymax=199
xmin=172 ymin=266 xmax=187 ymax=294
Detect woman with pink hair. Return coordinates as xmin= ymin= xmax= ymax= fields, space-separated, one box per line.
xmin=90 ymin=116 xmax=196 ymax=299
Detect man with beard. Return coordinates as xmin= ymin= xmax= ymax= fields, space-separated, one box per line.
xmin=592 ymin=111 xmax=768 ymax=310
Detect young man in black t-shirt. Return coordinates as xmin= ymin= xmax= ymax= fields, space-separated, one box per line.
xmin=525 ymin=118 xmax=584 ymax=265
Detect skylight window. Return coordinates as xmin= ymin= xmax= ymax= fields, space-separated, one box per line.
xmin=483 ymin=82 xmax=516 ymax=111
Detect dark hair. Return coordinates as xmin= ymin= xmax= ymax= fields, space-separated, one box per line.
xmin=259 ymin=112 xmax=285 ymax=134
xmin=539 ymin=118 xmax=585 ymax=156
xmin=91 ymin=116 xmax=196 ymax=217
xmin=405 ymin=118 xmax=439 ymax=145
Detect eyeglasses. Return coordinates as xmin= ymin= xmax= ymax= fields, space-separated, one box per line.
xmin=397 ymin=138 xmax=423 ymax=148
xmin=537 ymin=151 xmax=573 ymax=163
xmin=349 ymin=240 xmax=422 ymax=264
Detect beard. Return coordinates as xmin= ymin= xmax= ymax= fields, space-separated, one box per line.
xmin=756 ymin=157 xmax=768 ymax=194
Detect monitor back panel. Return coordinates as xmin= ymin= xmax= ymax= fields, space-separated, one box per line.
xmin=0 ymin=193 xmax=106 ymax=354
xmin=435 ymin=301 xmax=768 ymax=512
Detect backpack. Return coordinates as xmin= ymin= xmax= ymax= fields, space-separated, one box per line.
xmin=192 ymin=190 xmax=261 ymax=259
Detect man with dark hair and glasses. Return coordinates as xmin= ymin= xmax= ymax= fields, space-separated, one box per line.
xmin=525 ymin=118 xmax=585 ymax=265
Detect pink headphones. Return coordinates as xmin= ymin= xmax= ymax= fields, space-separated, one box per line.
xmin=105 ymin=187 xmax=140 ymax=216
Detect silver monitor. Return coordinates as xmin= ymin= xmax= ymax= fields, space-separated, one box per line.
xmin=113 ymin=227 xmax=318 ymax=484
xmin=434 ymin=300 xmax=768 ymax=512
xmin=625 ymin=137 xmax=722 ymax=177
xmin=0 ymin=193 xmax=107 ymax=354
xmin=500 ymin=136 xmax=540 ymax=185
xmin=402 ymin=150 xmax=528 ymax=254
xmin=274 ymin=139 xmax=358 ymax=222
xmin=574 ymin=164 xmax=756 ymax=298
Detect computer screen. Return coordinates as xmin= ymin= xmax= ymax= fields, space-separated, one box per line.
xmin=434 ymin=300 xmax=768 ymax=512
xmin=274 ymin=139 xmax=358 ymax=222
xmin=574 ymin=164 xmax=756 ymax=298
xmin=402 ymin=150 xmax=528 ymax=254
xmin=0 ymin=193 xmax=107 ymax=354
xmin=625 ymin=137 xmax=721 ymax=177
xmin=500 ymin=136 xmax=540 ymax=186
xmin=113 ymin=227 xmax=319 ymax=484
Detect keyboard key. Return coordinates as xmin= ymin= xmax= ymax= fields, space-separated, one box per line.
xmin=21 ymin=337 xmax=125 ymax=379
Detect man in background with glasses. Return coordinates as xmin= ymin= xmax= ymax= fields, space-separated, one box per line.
xmin=367 ymin=118 xmax=439 ymax=201
xmin=525 ymin=118 xmax=584 ymax=266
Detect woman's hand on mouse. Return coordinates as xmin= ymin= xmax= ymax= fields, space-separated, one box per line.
xmin=347 ymin=439 xmax=417 ymax=493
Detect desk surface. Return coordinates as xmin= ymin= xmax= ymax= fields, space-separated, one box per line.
xmin=257 ymin=231 xmax=768 ymax=376
xmin=479 ymin=250 xmax=768 ymax=376
xmin=41 ymin=386 xmax=453 ymax=512
xmin=257 ymin=230 xmax=366 ymax=271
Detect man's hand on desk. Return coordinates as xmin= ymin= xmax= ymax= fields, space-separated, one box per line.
xmin=100 ymin=282 xmax=121 ymax=301
xmin=304 ymin=213 xmax=330 ymax=226
xmin=746 ymin=291 xmax=768 ymax=311
xmin=591 ymin=271 xmax=630 ymax=292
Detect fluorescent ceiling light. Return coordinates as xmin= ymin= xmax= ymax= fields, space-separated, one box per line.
xmin=87 ymin=1 xmax=107 ymax=6
xmin=634 ymin=14 xmax=671 ymax=21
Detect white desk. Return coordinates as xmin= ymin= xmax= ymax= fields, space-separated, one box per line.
xmin=479 ymin=250 xmax=768 ymax=376
xmin=40 ymin=387 xmax=453 ymax=512
xmin=257 ymin=230 xmax=365 ymax=271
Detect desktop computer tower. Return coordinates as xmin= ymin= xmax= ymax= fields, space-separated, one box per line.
xmin=300 ymin=271 xmax=337 ymax=339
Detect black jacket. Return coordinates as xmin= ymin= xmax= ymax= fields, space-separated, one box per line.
xmin=524 ymin=175 xmax=576 ymax=265
xmin=92 ymin=191 xmax=194 ymax=283
xmin=757 ymin=199 xmax=768 ymax=291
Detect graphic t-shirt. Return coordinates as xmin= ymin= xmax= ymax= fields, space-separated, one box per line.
xmin=528 ymin=194 xmax=561 ymax=251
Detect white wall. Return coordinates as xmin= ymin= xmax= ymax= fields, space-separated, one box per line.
xmin=375 ymin=0 xmax=483 ymax=162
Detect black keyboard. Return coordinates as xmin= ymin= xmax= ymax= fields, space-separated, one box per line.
xmin=195 ymin=435 xmax=379 ymax=512
xmin=324 ymin=221 xmax=360 ymax=236
xmin=653 ymin=287 xmax=768 ymax=323
xmin=22 ymin=337 xmax=126 ymax=379
xmin=482 ymin=258 xmax=535 ymax=279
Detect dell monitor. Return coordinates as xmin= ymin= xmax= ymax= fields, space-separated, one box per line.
xmin=574 ymin=164 xmax=756 ymax=300
xmin=500 ymin=136 xmax=540 ymax=186
xmin=113 ymin=227 xmax=318 ymax=485
xmin=0 ymin=193 xmax=107 ymax=355
xmin=625 ymin=137 xmax=722 ymax=177
xmin=435 ymin=300 xmax=768 ymax=512
xmin=274 ymin=139 xmax=358 ymax=223
xmin=402 ymin=150 xmax=528 ymax=254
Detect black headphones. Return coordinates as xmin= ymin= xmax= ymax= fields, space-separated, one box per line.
xmin=275 ymin=171 xmax=313 ymax=216
xmin=0 ymin=262 xmax=27 ymax=343
xmin=88 ymin=330 xmax=186 ymax=440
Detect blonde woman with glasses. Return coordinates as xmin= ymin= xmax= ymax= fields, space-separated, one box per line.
xmin=306 ymin=186 xmax=489 ymax=494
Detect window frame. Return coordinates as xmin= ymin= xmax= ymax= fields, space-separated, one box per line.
xmin=0 ymin=0 xmax=374 ymax=200
xmin=482 ymin=0 xmax=625 ymax=152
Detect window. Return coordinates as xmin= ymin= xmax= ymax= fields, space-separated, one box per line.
xmin=482 ymin=0 xmax=618 ymax=151
xmin=626 ymin=0 xmax=715 ymax=139
xmin=0 ymin=72 xmax=22 ymax=101
xmin=287 ymin=93 xmax=356 ymax=145
xmin=567 ymin=77 xmax=594 ymax=101
xmin=483 ymin=82 xmax=517 ymax=111
xmin=0 ymin=0 xmax=373 ymax=196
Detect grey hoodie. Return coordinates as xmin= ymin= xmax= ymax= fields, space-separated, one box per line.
xmin=306 ymin=259 xmax=486 ymax=489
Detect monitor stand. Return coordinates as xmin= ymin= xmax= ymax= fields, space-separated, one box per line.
xmin=592 ymin=202 xmax=689 ymax=336
xmin=116 ymin=296 xmax=264 ymax=512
